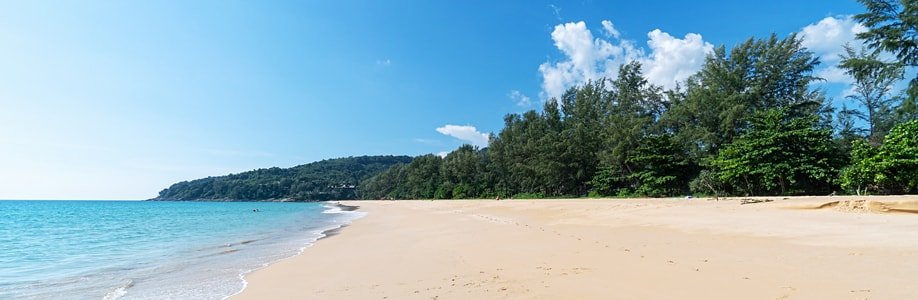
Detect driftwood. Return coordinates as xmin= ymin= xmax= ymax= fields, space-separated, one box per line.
xmin=739 ymin=198 xmax=774 ymax=205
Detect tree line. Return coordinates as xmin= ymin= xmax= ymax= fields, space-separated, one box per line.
xmin=358 ymin=0 xmax=918 ymax=199
xmin=152 ymin=155 xmax=411 ymax=201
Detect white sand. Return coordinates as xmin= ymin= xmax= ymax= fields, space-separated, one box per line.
xmin=234 ymin=196 xmax=918 ymax=299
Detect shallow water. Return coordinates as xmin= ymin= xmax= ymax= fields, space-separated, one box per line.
xmin=0 ymin=200 xmax=363 ymax=299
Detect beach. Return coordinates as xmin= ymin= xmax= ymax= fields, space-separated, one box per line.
xmin=235 ymin=196 xmax=918 ymax=299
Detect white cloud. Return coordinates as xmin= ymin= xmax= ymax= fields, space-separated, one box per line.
xmin=436 ymin=151 xmax=450 ymax=158
xmin=509 ymin=90 xmax=532 ymax=107
xmin=642 ymin=30 xmax=713 ymax=90
xmin=816 ymin=66 xmax=850 ymax=84
xmin=538 ymin=20 xmax=713 ymax=99
xmin=800 ymin=16 xmax=867 ymax=64
xmin=435 ymin=125 xmax=489 ymax=148
xmin=601 ymin=20 xmax=620 ymax=39
xmin=800 ymin=16 xmax=869 ymax=85
xmin=376 ymin=59 xmax=392 ymax=66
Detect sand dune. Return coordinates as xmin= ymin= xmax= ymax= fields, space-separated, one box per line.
xmin=234 ymin=196 xmax=918 ymax=299
xmin=790 ymin=198 xmax=918 ymax=214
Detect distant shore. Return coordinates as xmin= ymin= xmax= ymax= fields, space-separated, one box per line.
xmin=234 ymin=196 xmax=918 ymax=299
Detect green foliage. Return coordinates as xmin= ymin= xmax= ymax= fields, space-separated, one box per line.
xmin=840 ymin=139 xmax=882 ymax=195
xmin=689 ymin=170 xmax=725 ymax=197
xmin=153 ymin=156 xmax=412 ymax=201
xmin=841 ymin=120 xmax=918 ymax=194
xmin=452 ymin=183 xmax=473 ymax=199
xmin=709 ymin=109 xmax=843 ymax=195
xmin=625 ymin=135 xmax=693 ymax=196
xmin=855 ymin=0 xmax=918 ymax=116
xmin=591 ymin=134 xmax=693 ymax=197
xmin=895 ymin=94 xmax=918 ymax=122
xmin=511 ymin=192 xmax=545 ymax=199
xmin=838 ymin=44 xmax=905 ymax=144
xmin=877 ymin=119 xmax=918 ymax=191
xmin=589 ymin=166 xmax=626 ymax=197
xmin=358 ymin=154 xmax=445 ymax=199
xmin=357 ymin=32 xmax=907 ymax=200
xmin=855 ymin=0 xmax=918 ymax=67
xmin=359 ymin=146 xmax=492 ymax=199
xmin=663 ymin=34 xmax=825 ymax=160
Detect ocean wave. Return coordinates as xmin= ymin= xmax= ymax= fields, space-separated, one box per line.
xmin=103 ymin=279 xmax=133 ymax=300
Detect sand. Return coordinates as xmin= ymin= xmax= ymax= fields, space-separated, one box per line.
xmin=234 ymin=196 xmax=918 ymax=299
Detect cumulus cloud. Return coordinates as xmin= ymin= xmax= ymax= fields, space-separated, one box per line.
xmin=538 ymin=20 xmax=713 ymax=99
xmin=376 ymin=58 xmax=392 ymax=66
xmin=642 ymin=30 xmax=713 ymax=89
xmin=800 ymin=16 xmax=867 ymax=63
xmin=509 ymin=90 xmax=532 ymax=107
xmin=800 ymin=16 xmax=868 ymax=85
xmin=435 ymin=125 xmax=489 ymax=148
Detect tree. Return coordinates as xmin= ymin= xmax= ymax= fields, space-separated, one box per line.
xmin=559 ymin=81 xmax=608 ymax=196
xmin=401 ymin=155 xmax=443 ymax=199
xmin=592 ymin=134 xmax=692 ymax=197
xmin=838 ymin=44 xmax=905 ymax=144
xmin=709 ymin=109 xmax=843 ymax=195
xmin=855 ymin=0 xmax=918 ymax=68
xmin=359 ymin=164 xmax=408 ymax=199
xmin=855 ymin=0 xmax=918 ymax=105
xmin=598 ymin=62 xmax=663 ymax=173
xmin=440 ymin=144 xmax=485 ymax=199
xmin=154 ymin=156 xmax=412 ymax=201
xmin=836 ymin=104 xmax=869 ymax=153
xmin=840 ymin=140 xmax=882 ymax=195
xmin=663 ymin=34 xmax=824 ymax=159
xmin=841 ymin=120 xmax=918 ymax=194
xmin=591 ymin=62 xmax=680 ymax=197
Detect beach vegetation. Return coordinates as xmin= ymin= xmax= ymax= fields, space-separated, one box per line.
xmin=837 ymin=44 xmax=906 ymax=145
xmin=855 ymin=0 xmax=918 ymax=100
xmin=357 ymin=21 xmax=917 ymax=199
xmin=708 ymin=109 xmax=844 ymax=196
xmin=841 ymin=120 xmax=918 ymax=194
xmin=152 ymin=155 xmax=412 ymax=201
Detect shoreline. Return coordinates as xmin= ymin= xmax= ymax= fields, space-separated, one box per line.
xmin=223 ymin=202 xmax=365 ymax=300
xmin=234 ymin=196 xmax=918 ymax=299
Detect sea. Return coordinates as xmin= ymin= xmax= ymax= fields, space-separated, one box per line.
xmin=0 ymin=200 xmax=364 ymax=299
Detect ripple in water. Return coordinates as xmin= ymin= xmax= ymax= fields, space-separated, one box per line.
xmin=0 ymin=201 xmax=364 ymax=299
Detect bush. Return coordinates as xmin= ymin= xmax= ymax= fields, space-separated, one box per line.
xmin=452 ymin=183 xmax=472 ymax=199
xmin=841 ymin=120 xmax=918 ymax=194
xmin=708 ymin=109 xmax=842 ymax=196
xmin=512 ymin=192 xmax=545 ymax=199
xmin=689 ymin=170 xmax=725 ymax=198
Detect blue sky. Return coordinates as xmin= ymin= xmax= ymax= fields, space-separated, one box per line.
xmin=0 ymin=0 xmax=882 ymax=199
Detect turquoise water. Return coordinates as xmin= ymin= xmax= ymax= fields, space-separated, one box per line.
xmin=0 ymin=201 xmax=363 ymax=299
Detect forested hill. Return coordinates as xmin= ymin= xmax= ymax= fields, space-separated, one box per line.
xmin=150 ymin=155 xmax=412 ymax=201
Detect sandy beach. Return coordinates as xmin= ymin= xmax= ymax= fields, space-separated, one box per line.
xmin=234 ymin=196 xmax=918 ymax=299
